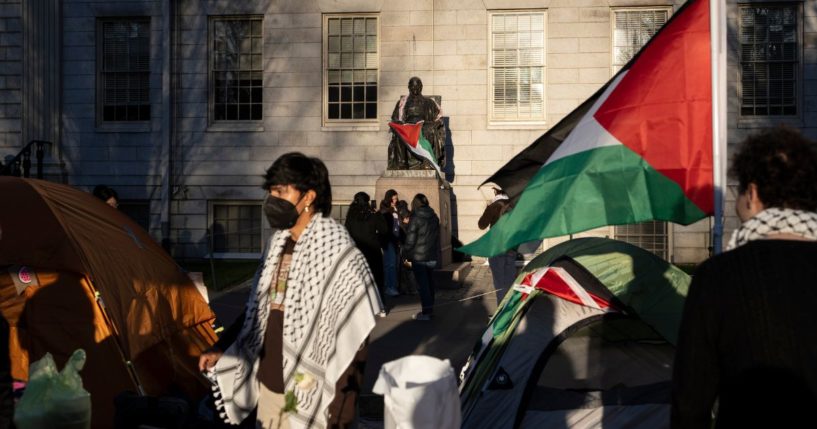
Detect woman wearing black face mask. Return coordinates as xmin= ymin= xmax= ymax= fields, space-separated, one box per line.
xmin=199 ymin=152 xmax=382 ymax=429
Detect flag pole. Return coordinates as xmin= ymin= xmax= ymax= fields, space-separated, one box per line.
xmin=710 ymin=0 xmax=727 ymax=254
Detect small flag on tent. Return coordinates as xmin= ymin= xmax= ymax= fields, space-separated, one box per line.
xmin=388 ymin=121 xmax=443 ymax=176
xmin=460 ymin=0 xmax=716 ymax=257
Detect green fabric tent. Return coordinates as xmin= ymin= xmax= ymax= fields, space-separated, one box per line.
xmin=460 ymin=237 xmax=691 ymax=428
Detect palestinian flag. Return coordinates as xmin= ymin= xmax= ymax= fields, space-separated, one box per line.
xmin=388 ymin=121 xmax=443 ymax=176
xmin=461 ymin=0 xmax=715 ymax=257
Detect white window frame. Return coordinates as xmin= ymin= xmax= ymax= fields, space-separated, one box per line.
xmin=610 ymin=7 xmax=672 ymax=75
xmin=737 ymin=3 xmax=801 ymax=121
xmin=208 ymin=201 xmax=264 ymax=259
xmin=96 ymin=17 xmax=151 ymax=127
xmin=208 ymin=15 xmax=264 ymax=127
xmin=322 ymin=14 xmax=380 ymax=129
xmin=610 ymin=6 xmax=673 ymax=261
xmin=487 ymin=10 xmax=547 ymax=128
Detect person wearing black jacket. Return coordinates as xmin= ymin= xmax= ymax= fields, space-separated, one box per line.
xmin=379 ymin=190 xmax=402 ymax=297
xmin=346 ymin=192 xmax=389 ymax=296
xmin=671 ymin=127 xmax=817 ymax=428
xmin=402 ymin=194 xmax=440 ymax=321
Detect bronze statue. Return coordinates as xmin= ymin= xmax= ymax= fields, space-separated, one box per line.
xmin=387 ymin=77 xmax=446 ymax=171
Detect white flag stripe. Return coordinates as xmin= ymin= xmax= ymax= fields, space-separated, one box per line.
xmin=551 ymin=267 xmax=602 ymax=310
xmin=544 ymin=72 xmax=629 ymax=167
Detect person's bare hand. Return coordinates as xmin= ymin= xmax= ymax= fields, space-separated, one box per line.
xmin=199 ymin=348 xmax=223 ymax=372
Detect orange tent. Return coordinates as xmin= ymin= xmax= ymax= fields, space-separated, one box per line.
xmin=0 ymin=177 xmax=218 ymax=427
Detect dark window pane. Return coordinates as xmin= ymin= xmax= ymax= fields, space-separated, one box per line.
xmin=239 ymin=104 xmax=250 ymax=119
xmin=252 ymin=87 xmax=262 ymax=102
xmin=366 ymin=102 xmax=376 ymax=118
xmin=353 ymin=85 xmax=364 ymax=102
xmin=341 ymin=103 xmax=351 ymax=118
xmin=226 ymin=105 xmax=237 ymax=120
xmin=353 ymin=103 xmax=364 ymax=119
xmin=366 ymin=85 xmax=377 ymax=102
xmin=329 ymin=86 xmax=339 ymax=102
xmin=215 ymin=105 xmax=225 ymax=120
xmin=341 ymin=86 xmax=352 ymax=102
xmin=328 ymin=103 xmax=339 ymax=119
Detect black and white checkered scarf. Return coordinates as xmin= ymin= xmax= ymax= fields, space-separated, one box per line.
xmin=727 ymin=207 xmax=817 ymax=250
xmin=206 ymin=214 xmax=382 ymax=428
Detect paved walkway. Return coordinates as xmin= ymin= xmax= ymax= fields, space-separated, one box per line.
xmin=208 ymin=262 xmax=499 ymax=422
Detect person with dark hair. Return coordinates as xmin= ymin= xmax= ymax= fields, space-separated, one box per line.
xmin=672 ymin=127 xmax=817 ymax=429
xmin=199 ymin=152 xmax=382 ymax=429
xmin=379 ymin=189 xmax=402 ymax=297
xmin=345 ymin=192 xmax=388 ymax=299
xmin=478 ymin=187 xmax=517 ymax=304
xmin=92 ymin=185 xmax=119 ymax=209
xmin=402 ymin=193 xmax=440 ymax=321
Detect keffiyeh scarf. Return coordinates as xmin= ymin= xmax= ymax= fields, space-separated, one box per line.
xmin=727 ymin=207 xmax=817 ymax=250
xmin=206 ymin=215 xmax=382 ymax=428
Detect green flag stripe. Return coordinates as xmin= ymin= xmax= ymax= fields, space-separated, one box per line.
xmin=417 ymin=134 xmax=438 ymax=165
xmin=460 ymin=145 xmax=706 ymax=257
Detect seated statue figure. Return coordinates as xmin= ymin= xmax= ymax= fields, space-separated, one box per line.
xmin=387 ymin=77 xmax=446 ymax=171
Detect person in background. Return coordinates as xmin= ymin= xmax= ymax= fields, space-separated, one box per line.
xmin=402 ymin=194 xmax=440 ymax=321
xmin=379 ymin=190 xmax=402 ymax=297
xmin=199 ymin=153 xmax=382 ymax=429
xmin=345 ymin=192 xmax=389 ymax=299
xmin=478 ymin=187 xmax=518 ymax=304
xmin=671 ymin=127 xmax=817 ymax=428
xmin=92 ymin=185 xmax=119 ymax=209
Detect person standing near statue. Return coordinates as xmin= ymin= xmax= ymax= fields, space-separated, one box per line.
xmin=478 ymin=187 xmax=518 ymax=304
xmin=388 ymin=77 xmax=446 ymax=172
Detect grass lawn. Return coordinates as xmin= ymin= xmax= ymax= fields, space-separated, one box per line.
xmin=178 ymin=259 xmax=259 ymax=293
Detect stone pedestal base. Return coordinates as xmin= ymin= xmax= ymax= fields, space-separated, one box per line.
xmin=375 ymin=170 xmax=452 ymax=267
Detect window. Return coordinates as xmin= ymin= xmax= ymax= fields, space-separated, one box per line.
xmin=324 ymin=15 xmax=378 ymax=123
xmin=211 ymin=203 xmax=262 ymax=254
xmin=210 ymin=17 xmax=263 ymax=122
xmin=490 ymin=12 xmax=546 ymax=122
xmin=739 ymin=4 xmax=799 ymax=116
xmin=614 ymin=222 xmax=669 ymax=260
xmin=612 ymin=8 xmax=670 ymax=73
xmin=98 ymin=18 xmax=150 ymax=122
xmin=330 ymin=202 xmax=352 ymax=225
xmin=611 ymin=8 xmax=671 ymax=260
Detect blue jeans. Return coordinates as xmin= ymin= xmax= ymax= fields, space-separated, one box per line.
xmin=383 ymin=242 xmax=399 ymax=294
xmin=411 ymin=260 xmax=437 ymax=315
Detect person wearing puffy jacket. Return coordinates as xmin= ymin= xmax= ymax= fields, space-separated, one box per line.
xmin=402 ymin=193 xmax=440 ymax=321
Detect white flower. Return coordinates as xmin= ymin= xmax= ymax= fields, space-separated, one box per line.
xmin=294 ymin=372 xmax=317 ymax=392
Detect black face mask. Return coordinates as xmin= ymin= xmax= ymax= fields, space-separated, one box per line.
xmin=264 ymin=194 xmax=303 ymax=229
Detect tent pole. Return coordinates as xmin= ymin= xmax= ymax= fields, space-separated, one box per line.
xmin=91 ymin=286 xmax=146 ymax=396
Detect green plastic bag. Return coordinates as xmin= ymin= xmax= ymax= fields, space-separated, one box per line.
xmin=14 ymin=349 xmax=91 ymax=429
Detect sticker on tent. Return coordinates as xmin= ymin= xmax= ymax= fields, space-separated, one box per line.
xmin=9 ymin=265 xmax=39 ymax=295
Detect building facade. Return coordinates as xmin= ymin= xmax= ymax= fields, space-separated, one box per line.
xmin=1 ymin=0 xmax=815 ymax=263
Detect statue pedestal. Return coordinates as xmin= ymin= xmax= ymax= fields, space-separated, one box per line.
xmin=375 ymin=170 xmax=452 ymax=268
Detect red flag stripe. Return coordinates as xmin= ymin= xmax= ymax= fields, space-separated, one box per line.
xmin=593 ymin=0 xmax=713 ymax=214
xmin=388 ymin=121 xmax=423 ymax=148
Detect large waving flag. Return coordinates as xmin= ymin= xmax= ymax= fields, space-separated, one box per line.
xmin=461 ymin=0 xmax=715 ymax=257
xmin=388 ymin=121 xmax=443 ymax=176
